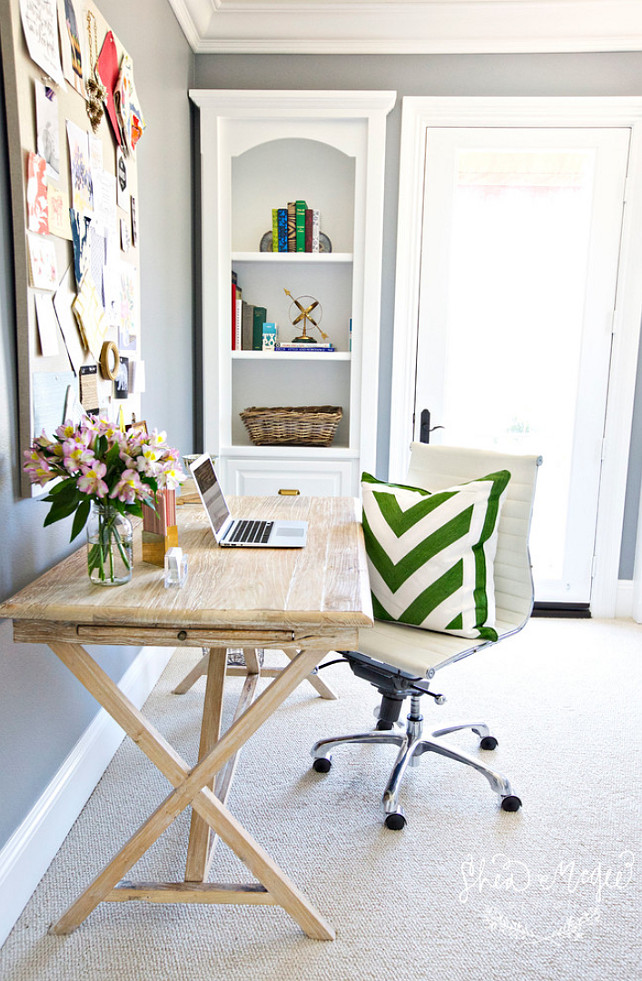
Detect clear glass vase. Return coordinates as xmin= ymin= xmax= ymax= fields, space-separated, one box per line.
xmin=86 ymin=502 xmax=133 ymax=586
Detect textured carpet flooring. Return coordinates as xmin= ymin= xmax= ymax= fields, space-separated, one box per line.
xmin=1 ymin=618 xmax=641 ymax=981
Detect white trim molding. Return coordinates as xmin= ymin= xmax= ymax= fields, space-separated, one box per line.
xmin=167 ymin=1 xmax=642 ymax=53
xmin=0 ymin=646 xmax=174 ymax=947
xmin=633 ymin=481 xmax=642 ymax=623
xmin=389 ymin=96 xmax=642 ymax=619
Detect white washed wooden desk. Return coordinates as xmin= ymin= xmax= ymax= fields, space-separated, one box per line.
xmin=0 ymin=496 xmax=373 ymax=940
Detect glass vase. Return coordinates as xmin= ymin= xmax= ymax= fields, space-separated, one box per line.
xmin=86 ymin=502 xmax=133 ymax=586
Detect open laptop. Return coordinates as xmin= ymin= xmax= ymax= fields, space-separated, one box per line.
xmin=189 ymin=454 xmax=307 ymax=548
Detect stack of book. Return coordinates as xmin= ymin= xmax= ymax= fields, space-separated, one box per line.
xmin=272 ymin=201 xmax=320 ymax=252
xmin=231 ymin=274 xmax=272 ymax=351
xmin=275 ymin=341 xmax=335 ymax=353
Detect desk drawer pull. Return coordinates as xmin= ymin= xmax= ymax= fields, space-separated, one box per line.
xmin=177 ymin=630 xmax=188 ymax=641
xmin=278 ymin=488 xmax=300 ymax=496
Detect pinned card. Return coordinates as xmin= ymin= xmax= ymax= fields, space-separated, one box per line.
xmin=114 ymin=54 xmax=145 ymax=154
xmin=96 ymin=31 xmax=122 ymax=146
xmin=27 ymin=234 xmax=58 ymax=290
xmin=34 ymin=292 xmax=60 ymax=357
xmin=26 ymin=152 xmax=48 ymax=235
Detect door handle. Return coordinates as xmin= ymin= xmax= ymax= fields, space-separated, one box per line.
xmin=419 ymin=409 xmax=444 ymax=444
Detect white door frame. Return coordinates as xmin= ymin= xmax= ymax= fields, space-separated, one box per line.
xmin=390 ymin=97 xmax=642 ymax=618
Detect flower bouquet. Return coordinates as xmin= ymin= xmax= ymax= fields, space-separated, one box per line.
xmin=24 ymin=415 xmax=186 ymax=586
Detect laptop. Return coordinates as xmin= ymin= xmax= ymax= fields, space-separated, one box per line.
xmin=189 ymin=454 xmax=308 ymax=548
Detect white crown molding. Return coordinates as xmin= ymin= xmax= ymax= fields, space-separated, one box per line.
xmin=167 ymin=1 xmax=642 ymax=53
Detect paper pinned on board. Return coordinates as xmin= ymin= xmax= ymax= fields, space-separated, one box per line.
xmin=19 ymin=0 xmax=65 ymax=89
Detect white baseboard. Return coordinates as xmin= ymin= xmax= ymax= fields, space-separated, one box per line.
xmin=616 ymin=579 xmax=634 ymax=619
xmin=0 ymin=645 xmax=175 ymax=948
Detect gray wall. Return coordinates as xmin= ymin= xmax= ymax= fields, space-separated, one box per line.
xmin=2 ymin=32 xmax=642 ymax=855
xmin=0 ymin=0 xmax=194 ymax=851
xmin=193 ymin=52 xmax=642 ymax=577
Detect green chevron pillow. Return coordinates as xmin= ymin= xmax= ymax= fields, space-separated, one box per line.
xmin=361 ymin=469 xmax=511 ymax=641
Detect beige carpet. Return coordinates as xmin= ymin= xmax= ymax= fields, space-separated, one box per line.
xmin=1 ymin=618 xmax=641 ymax=981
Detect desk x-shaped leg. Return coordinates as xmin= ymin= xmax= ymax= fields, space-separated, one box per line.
xmin=48 ymin=641 xmax=335 ymax=940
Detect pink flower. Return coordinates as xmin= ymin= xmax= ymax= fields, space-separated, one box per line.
xmin=55 ymin=420 xmax=79 ymax=441
xmin=34 ymin=430 xmax=54 ymax=450
xmin=157 ymin=462 xmax=185 ymax=490
xmin=77 ymin=460 xmax=109 ymax=497
xmin=23 ymin=448 xmax=54 ymax=486
xmin=62 ymin=437 xmax=95 ymax=471
xmin=110 ymin=468 xmax=145 ymax=504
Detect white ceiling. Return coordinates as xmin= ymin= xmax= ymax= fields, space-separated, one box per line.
xmin=167 ymin=0 xmax=642 ymax=54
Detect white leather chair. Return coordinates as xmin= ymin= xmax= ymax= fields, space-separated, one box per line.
xmin=311 ymin=443 xmax=542 ymax=829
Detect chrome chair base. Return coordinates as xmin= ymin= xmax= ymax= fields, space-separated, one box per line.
xmin=311 ymin=696 xmax=521 ymax=829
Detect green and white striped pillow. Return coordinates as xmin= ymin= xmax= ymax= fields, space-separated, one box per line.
xmin=361 ymin=469 xmax=511 ymax=641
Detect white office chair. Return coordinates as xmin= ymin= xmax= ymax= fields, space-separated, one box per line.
xmin=311 ymin=443 xmax=542 ymax=829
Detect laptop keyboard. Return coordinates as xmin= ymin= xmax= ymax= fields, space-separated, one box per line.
xmin=225 ymin=519 xmax=273 ymax=545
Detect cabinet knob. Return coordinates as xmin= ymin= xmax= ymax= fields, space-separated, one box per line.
xmin=177 ymin=630 xmax=188 ymax=641
xmin=278 ymin=488 xmax=300 ymax=496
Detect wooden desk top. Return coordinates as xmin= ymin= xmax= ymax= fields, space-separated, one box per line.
xmin=0 ymin=496 xmax=373 ymax=649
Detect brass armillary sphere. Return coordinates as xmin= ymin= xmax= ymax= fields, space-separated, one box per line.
xmin=284 ymin=288 xmax=328 ymax=343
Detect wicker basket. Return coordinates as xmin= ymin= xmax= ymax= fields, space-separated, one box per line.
xmin=240 ymin=405 xmax=343 ymax=446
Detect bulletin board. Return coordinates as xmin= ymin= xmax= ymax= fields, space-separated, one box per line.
xmin=0 ymin=0 xmax=145 ymax=495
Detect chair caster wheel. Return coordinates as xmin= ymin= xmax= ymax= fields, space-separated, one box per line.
xmin=501 ymin=795 xmax=522 ymax=812
xmin=312 ymin=757 xmax=332 ymax=773
xmin=480 ymin=736 xmax=498 ymax=750
xmin=384 ymin=811 xmax=407 ymax=831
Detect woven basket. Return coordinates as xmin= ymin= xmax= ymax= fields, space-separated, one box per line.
xmin=240 ymin=405 xmax=342 ymax=446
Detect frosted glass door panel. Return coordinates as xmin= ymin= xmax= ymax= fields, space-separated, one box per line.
xmin=415 ymin=129 xmax=630 ymax=604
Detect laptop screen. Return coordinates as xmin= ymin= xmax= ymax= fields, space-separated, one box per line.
xmin=190 ymin=456 xmax=230 ymax=537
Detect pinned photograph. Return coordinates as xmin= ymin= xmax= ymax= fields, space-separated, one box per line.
xmin=59 ymin=0 xmax=84 ymax=96
xmin=116 ymin=147 xmax=128 ymax=210
xmin=35 ymin=81 xmax=60 ymax=181
xmin=115 ymin=356 xmax=129 ymax=399
xmin=67 ymin=120 xmax=93 ymax=214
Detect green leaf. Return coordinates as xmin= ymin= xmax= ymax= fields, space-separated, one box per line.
xmin=48 ymin=477 xmax=78 ymax=500
xmin=70 ymin=498 xmax=91 ymax=541
xmin=43 ymin=497 xmax=79 ymax=526
xmin=105 ymin=441 xmax=121 ymax=466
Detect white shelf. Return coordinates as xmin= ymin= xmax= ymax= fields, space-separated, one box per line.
xmin=192 ymin=89 xmax=394 ymax=496
xmin=232 ymin=351 xmax=351 ymax=361
xmin=232 ymin=252 xmax=353 ymax=263
xmin=224 ymin=445 xmax=359 ymax=459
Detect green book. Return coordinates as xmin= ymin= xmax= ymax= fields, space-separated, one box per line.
xmin=252 ymin=306 xmax=267 ymax=350
xmin=295 ymin=200 xmax=308 ymax=252
xmin=271 ymin=209 xmax=279 ymax=251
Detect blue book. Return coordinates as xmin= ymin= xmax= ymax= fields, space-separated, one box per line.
xmin=277 ymin=209 xmax=288 ymax=251
xmin=275 ymin=344 xmax=334 ymax=353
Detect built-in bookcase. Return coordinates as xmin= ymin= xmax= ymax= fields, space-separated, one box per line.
xmin=190 ymin=90 xmax=395 ymax=496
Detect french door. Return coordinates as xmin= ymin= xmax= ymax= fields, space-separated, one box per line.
xmin=411 ymin=127 xmax=630 ymax=605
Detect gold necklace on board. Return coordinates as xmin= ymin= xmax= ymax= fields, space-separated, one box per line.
xmin=85 ymin=10 xmax=107 ymax=132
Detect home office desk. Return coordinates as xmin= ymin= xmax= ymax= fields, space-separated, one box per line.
xmin=0 ymin=495 xmax=373 ymax=940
